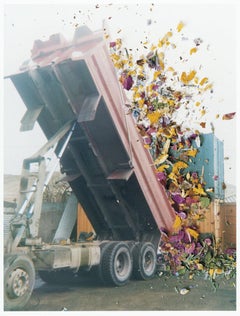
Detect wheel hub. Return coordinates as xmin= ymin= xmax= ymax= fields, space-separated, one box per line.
xmin=144 ymin=252 xmax=154 ymax=271
xmin=6 ymin=268 xmax=30 ymax=298
xmin=116 ymin=256 xmax=124 ymax=273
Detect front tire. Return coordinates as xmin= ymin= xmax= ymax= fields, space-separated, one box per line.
xmin=4 ymin=255 xmax=35 ymax=311
xmin=100 ymin=242 xmax=133 ymax=286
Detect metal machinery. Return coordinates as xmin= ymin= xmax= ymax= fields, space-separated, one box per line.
xmin=4 ymin=26 xmax=176 ymax=310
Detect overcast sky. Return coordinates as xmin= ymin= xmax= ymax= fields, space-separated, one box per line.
xmin=2 ymin=0 xmax=238 ymax=186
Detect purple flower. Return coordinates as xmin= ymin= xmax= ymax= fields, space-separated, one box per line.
xmin=169 ymin=230 xmax=184 ymax=243
xmin=190 ymin=133 xmax=196 ymax=139
xmin=146 ymin=127 xmax=157 ymax=135
xmin=156 ymin=172 xmax=167 ymax=186
xmin=172 ymin=194 xmax=186 ymax=204
xmin=178 ymin=212 xmax=187 ymax=219
xmin=152 ymin=84 xmax=159 ymax=91
xmin=110 ymin=42 xmax=116 ymax=48
xmin=123 ymin=75 xmax=134 ymax=90
xmin=224 ymin=248 xmax=236 ymax=256
xmin=143 ymin=136 xmax=152 ymax=145
xmin=191 ymin=172 xmax=198 ymax=179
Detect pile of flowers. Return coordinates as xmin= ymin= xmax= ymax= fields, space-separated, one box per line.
xmin=107 ymin=22 xmax=236 ymax=281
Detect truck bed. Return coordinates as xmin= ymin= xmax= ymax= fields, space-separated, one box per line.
xmin=8 ymin=26 xmax=176 ymax=241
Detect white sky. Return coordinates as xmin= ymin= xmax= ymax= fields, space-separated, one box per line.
xmin=2 ymin=0 xmax=239 ymax=186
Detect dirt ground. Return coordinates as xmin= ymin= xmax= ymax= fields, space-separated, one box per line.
xmin=20 ymin=270 xmax=236 ymax=312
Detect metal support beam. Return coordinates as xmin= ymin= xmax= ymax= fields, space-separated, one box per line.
xmin=29 ymin=158 xmax=46 ymax=238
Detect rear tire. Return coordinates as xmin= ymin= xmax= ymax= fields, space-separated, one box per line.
xmin=132 ymin=242 xmax=157 ymax=280
xmin=4 ymin=255 xmax=35 ymax=311
xmin=100 ymin=242 xmax=132 ymax=286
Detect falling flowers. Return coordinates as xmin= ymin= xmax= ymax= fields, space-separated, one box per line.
xmin=108 ymin=21 xmax=236 ymax=281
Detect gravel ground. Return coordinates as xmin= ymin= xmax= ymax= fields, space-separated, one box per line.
xmin=20 ymin=271 xmax=236 ymax=312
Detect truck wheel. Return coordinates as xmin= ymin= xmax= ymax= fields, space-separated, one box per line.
xmin=4 ymin=255 xmax=35 ymax=311
xmin=132 ymin=242 xmax=157 ymax=280
xmin=101 ymin=242 xmax=133 ymax=286
xmin=96 ymin=241 xmax=116 ymax=283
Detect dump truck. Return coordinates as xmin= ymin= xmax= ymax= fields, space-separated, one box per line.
xmin=4 ymin=26 xmax=176 ymax=310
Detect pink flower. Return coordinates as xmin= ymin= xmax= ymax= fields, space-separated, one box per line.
xmin=185 ymin=242 xmax=196 ymax=254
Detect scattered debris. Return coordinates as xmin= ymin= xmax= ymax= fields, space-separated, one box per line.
xmin=222 ymin=112 xmax=236 ymax=120
xmin=180 ymin=287 xmax=190 ymax=295
xmin=108 ymin=21 xmax=236 ymax=282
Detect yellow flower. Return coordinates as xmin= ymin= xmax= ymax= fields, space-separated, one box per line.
xmin=204 ymin=83 xmax=213 ymax=91
xmin=195 ymin=101 xmax=201 ymax=107
xmin=150 ymin=44 xmax=157 ymax=51
xmin=167 ymin=66 xmax=175 ymax=72
xmin=159 ymin=59 xmax=165 ymax=71
xmin=193 ymin=184 xmax=207 ymax=196
xmin=190 ymin=47 xmax=197 ymax=55
xmin=168 ymin=172 xmax=178 ymax=184
xmin=194 ymin=77 xmax=199 ymax=84
xmin=157 ymin=164 xmax=170 ymax=172
xmin=200 ymin=108 xmax=206 ymax=116
xmin=173 ymin=215 xmax=182 ymax=231
xmin=215 ymin=268 xmax=224 ymax=275
xmin=167 ymin=99 xmax=175 ymax=107
xmin=138 ymin=99 xmax=145 ymax=107
xmin=187 ymin=70 xmax=197 ymax=81
xmin=133 ymin=92 xmax=141 ymax=100
xmin=153 ymin=70 xmax=162 ymax=80
xmin=186 ymin=227 xmax=199 ymax=239
xmin=196 ymin=263 xmax=204 ymax=270
xmin=172 ymin=161 xmax=188 ymax=174
xmin=158 ymin=40 xmax=163 ymax=48
xmin=110 ymin=53 xmax=121 ymax=61
xmin=185 ymin=148 xmax=198 ymax=157
xmin=177 ymin=21 xmax=184 ymax=32
xmin=162 ymin=139 xmax=171 ymax=154
xmin=147 ymin=111 xmax=161 ymax=124
xmin=199 ymin=77 xmax=208 ymax=86
xmin=180 ymin=70 xmax=196 ymax=84
xmin=116 ymin=38 xmax=122 ymax=49
xmin=154 ymin=153 xmax=168 ymax=165
xmin=158 ymin=31 xmax=173 ymax=48
xmin=127 ymin=70 xmax=136 ymax=76
xmin=158 ymin=52 xmax=165 ymax=60
xmin=162 ymin=127 xmax=176 ymax=138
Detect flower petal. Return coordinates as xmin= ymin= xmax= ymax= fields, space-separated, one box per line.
xmin=222 ymin=112 xmax=236 ymax=120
